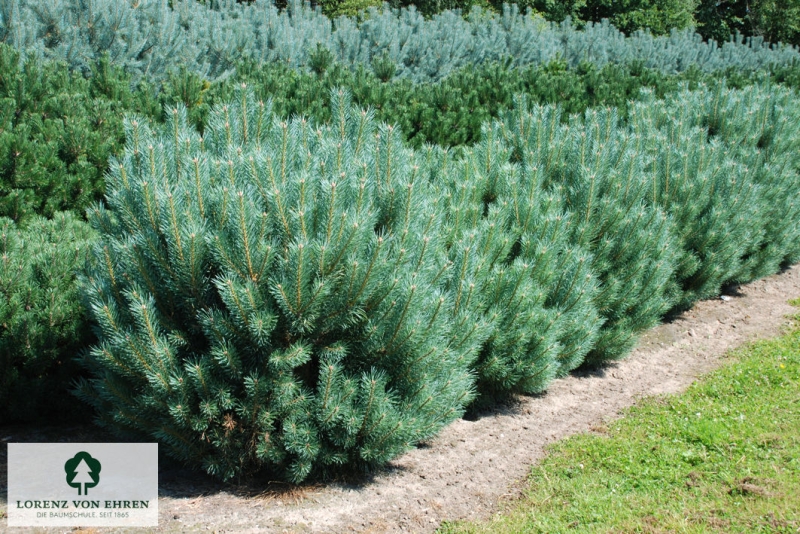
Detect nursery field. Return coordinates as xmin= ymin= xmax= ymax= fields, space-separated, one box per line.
xmin=1 ymin=254 xmax=799 ymax=532
xmin=2 ymin=0 xmax=800 ymax=531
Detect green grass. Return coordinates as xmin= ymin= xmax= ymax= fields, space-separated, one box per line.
xmin=441 ymin=308 xmax=800 ymax=533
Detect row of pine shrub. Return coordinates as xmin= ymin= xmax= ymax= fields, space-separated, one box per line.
xmin=2 ymin=0 xmax=798 ymax=86
xmin=361 ymin=0 xmax=800 ymax=50
xmin=4 ymin=81 xmax=786 ymax=482
xmin=171 ymin=0 xmax=800 ymax=46
xmin=4 ymin=40 xmax=796 ymax=223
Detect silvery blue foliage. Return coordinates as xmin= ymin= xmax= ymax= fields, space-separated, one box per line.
xmin=1 ymin=0 xmax=798 ymax=84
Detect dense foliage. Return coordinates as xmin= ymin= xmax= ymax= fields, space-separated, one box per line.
xmin=71 ymin=81 xmax=800 ymax=481
xmin=0 ymin=212 xmax=95 ymax=424
xmin=434 ymin=135 xmax=600 ymax=397
xmin=696 ymin=0 xmax=800 ymax=47
xmin=76 ymin=89 xmax=486 ymax=481
xmin=498 ymin=103 xmax=679 ymax=363
xmin=195 ymin=57 xmax=706 ymax=147
xmin=0 ymin=46 xmax=127 ymax=221
xmin=632 ymin=84 xmax=800 ymax=309
xmin=2 ymin=0 xmax=800 ymax=486
xmin=2 ymin=0 xmax=797 ymax=87
xmin=580 ymin=0 xmax=697 ymax=36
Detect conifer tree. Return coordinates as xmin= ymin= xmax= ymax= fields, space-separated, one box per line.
xmin=76 ymin=88 xmax=484 ymax=482
xmin=500 ymin=147 xmax=600 ymax=376
xmin=2 ymin=0 xmax=798 ymax=88
xmin=692 ymin=83 xmax=800 ymax=274
xmin=0 ymin=45 xmax=115 ymax=221
xmin=431 ymin=138 xmax=560 ymax=398
xmin=629 ymin=83 xmax=800 ymax=308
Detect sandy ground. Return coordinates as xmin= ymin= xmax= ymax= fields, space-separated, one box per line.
xmin=2 ymin=264 xmax=800 ymax=533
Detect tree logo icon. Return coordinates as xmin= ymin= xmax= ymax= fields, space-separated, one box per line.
xmin=65 ymin=452 xmax=101 ymax=495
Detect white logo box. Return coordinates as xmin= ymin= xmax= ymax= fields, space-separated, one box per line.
xmin=7 ymin=443 xmax=158 ymax=527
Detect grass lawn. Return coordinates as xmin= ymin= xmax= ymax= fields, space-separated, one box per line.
xmin=441 ymin=301 xmax=800 ymax=533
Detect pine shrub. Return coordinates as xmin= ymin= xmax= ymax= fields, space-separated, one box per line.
xmin=632 ymin=88 xmax=762 ymax=309
xmin=691 ymin=83 xmax=800 ymax=273
xmin=434 ymin=138 xmax=561 ymax=398
xmin=500 ymin=101 xmax=680 ymax=365
xmin=497 ymin=142 xmax=600 ymax=376
xmin=3 ymin=36 xmax=797 ymax=224
xmin=0 ymin=212 xmax=96 ymax=424
xmin=631 ymin=84 xmax=800 ymax=308
xmin=431 ymin=127 xmax=599 ymax=399
xmin=0 ymin=45 xmax=161 ymax=222
xmin=0 ymin=46 xmax=115 ymax=221
xmin=76 ymin=88 xmax=484 ymax=482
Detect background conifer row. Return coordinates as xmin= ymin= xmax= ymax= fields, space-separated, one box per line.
xmin=378 ymin=0 xmax=800 ymax=51
xmin=200 ymin=0 xmax=800 ymax=50
xmin=3 ymin=40 xmax=793 ymax=223
xmin=1 ymin=0 xmax=798 ymax=87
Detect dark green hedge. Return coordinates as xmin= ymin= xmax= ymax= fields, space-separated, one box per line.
xmin=0 ymin=212 xmax=96 ymax=424
xmin=0 ymin=47 xmax=158 ymax=222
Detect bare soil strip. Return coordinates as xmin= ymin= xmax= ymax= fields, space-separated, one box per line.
xmin=3 ymin=265 xmax=799 ymax=533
